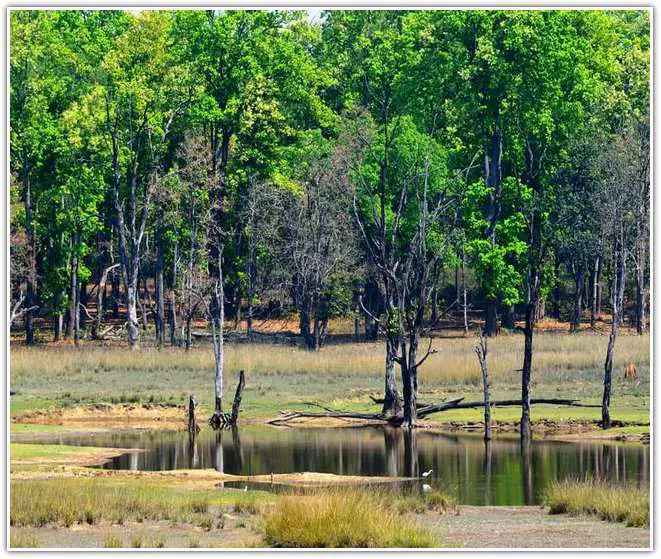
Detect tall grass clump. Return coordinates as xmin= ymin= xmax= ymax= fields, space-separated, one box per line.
xmin=262 ymin=488 xmax=438 ymax=548
xmin=10 ymin=531 xmax=40 ymax=548
xmin=10 ymin=479 xmax=210 ymax=527
xmin=544 ymin=479 xmax=649 ymax=527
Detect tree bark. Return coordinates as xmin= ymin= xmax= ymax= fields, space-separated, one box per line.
xmin=551 ymin=255 xmax=561 ymax=320
xmin=155 ymin=229 xmax=165 ymax=348
xmin=520 ymin=299 xmax=535 ymax=441
xmin=93 ymin=264 xmax=119 ymax=339
xmin=603 ymin=227 xmax=625 ymax=430
xmin=23 ymin=156 xmax=36 ymax=346
xmin=590 ymin=254 xmax=601 ymax=328
xmin=462 ymin=247 xmax=469 ymax=334
xmin=475 ymin=334 xmax=491 ymax=441
xmin=210 ymin=247 xmax=225 ymax=425
xmin=67 ymin=236 xmax=79 ymax=343
xmin=230 ymin=370 xmax=246 ymax=425
xmin=570 ymin=267 xmax=584 ymax=333
xmin=169 ymin=239 xmax=178 ymax=346
xmin=484 ymin=299 xmax=498 ymax=336
xmin=382 ymin=337 xmax=401 ymax=417
xmin=635 ymin=234 xmax=646 ymax=335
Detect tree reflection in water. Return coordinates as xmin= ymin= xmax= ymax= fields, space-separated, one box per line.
xmin=35 ymin=425 xmax=647 ymax=506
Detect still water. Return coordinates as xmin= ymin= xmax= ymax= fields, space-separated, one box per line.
xmin=25 ymin=426 xmax=649 ymax=505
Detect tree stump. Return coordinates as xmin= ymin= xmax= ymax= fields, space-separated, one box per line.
xmin=188 ymin=395 xmax=200 ymax=434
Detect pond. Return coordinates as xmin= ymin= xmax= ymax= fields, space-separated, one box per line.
xmin=21 ymin=426 xmax=649 ymax=506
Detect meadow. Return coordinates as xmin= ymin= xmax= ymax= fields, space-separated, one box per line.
xmin=10 ymin=331 xmax=650 ymax=426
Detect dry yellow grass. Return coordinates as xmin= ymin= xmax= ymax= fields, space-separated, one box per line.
xmin=262 ymin=488 xmax=439 ymax=547
xmin=11 ymin=332 xmax=649 ymax=385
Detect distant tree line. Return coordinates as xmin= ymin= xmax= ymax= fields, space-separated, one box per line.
xmin=10 ymin=10 xmax=649 ymax=428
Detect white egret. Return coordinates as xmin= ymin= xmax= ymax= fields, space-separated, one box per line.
xmin=422 ymin=484 xmax=432 ymax=493
xmin=421 ymin=469 xmax=433 ymax=478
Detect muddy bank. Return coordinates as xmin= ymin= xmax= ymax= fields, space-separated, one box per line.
xmin=11 ymin=402 xmax=649 ymax=443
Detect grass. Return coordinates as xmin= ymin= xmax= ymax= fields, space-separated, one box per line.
xmin=102 ymin=534 xmax=122 ymax=548
xmin=9 ymin=477 xmax=275 ymax=528
xmin=544 ymin=479 xmax=649 ymax=527
xmin=262 ymin=488 xmax=440 ymax=548
xmin=10 ymin=531 xmax=40 ymax=548
xmin=10 ymin=333 xmax=650 ymax=425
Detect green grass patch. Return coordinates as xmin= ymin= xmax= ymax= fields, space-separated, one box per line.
xmin=10 ymin=477 xmax=276 ymax=528
xmin=544 ymin=479 xmax=649 ymax=527
xmin=262 ymin=488 xmax=439 ymax=548
xmin=10 ymin=423 xmax=89 ymax=434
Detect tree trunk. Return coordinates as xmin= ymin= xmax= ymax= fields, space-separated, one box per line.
xmin=23 ymin=160 xmax=36 ymax=346
xmin=400 ymin=336 xmax=418 ymax=429
xmin=54 ymin=312 xmax=63 ymax=342
xmin=590 ymin=254 xmax=600 ymax=328
xmin=354 ymin=316 xmax=360 ymax=340
xmin=382 ymin=337 xmax=401 ymax=417
xmin=185 ymin=316 xmax=192 ymax=351
xmin=484 ymin=299 xmax=498 ymax=336
xmin=230 ymin=370 xmax=246 ymax=424
xmin=462 ymin=247 xmax=469 ymax=335
xmin=475 ymin=334 xmax=491 ymax=441
xmin=67 ymin=241 xmax=79 ymax=343
xmin=300 ymin=305 xmax=316 ymax=350
xmin=210 ymin=248 xmax=225 ymax=424
xmin=78 ymin=282 xmax=88 ymax=332
xmin=603 ymin=228 xmax=625 ymax=430
xmin=169 ymin=239 xmax=178 ymax=346
xmin=570 ymin=267 xmax=584 ymax=333
xmin=635 ymin=236 xmax=646 ymax=335
xmin=126 ymin=283 xmax=140 ymax=350
xmin=155 ymin=230 xmax=165 ymax=348
xmin=188 ymin=395 xmax=200 ymax=434
xmin=111 ymin=270 xmax=120 ymax=319
xmin=502 ymin=304 xmax=515 ymax=329
xmin=550 ymin=256 xmax=561 ymax=320
xmin=520 ymin=299 xmax=535 ymax=441
xmin=53 ymin=290 xmax=63 ymax=342
xmin=93 ymin=264 xmax=119 ymax=339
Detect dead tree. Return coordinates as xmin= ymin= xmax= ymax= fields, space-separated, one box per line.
xmin=474 ymin=333 xmax=491 ymax=441
xmin=188 ymin=394 xmax=200 ymax=434
xmin=92 ymin=263 xmax=119 ymax=338
xmin=208 ymin=248 xmax=226 ymax=429
xmin=354 ymin=117 xmax=457 ymax=429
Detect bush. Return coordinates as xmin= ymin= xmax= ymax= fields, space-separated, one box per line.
xmin=262 ymin=489 xmax=438 ymax=548
xmin=544 ymin=479 xmax=649 ymax=527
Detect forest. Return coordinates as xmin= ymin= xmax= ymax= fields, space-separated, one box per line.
xmin=10 ymin=9 xmax=649 ymax=432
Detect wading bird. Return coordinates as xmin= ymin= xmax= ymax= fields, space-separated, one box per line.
xmin=422 ymin=469 xmax=433 ymax=478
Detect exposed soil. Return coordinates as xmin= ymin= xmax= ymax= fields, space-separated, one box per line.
xmin=419 ymin=505 xmax=650 ymax=549
xmin=11 ymin=446 xmax=143 ymax=467
xmin=12 ymin=401 xmax=649 ymax=443
xmin=13 ymin=403 xmax=189 ymax=430
xmin=10 ymin=517 xmax=263 ymax=549
xmin=10 ymin=505 xmax=650 ymax=549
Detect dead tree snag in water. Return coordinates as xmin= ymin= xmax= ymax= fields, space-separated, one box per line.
xmin=474 ymin=333 xmax=491 ymax=441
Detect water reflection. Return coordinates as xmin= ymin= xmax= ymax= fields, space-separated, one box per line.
xmin=18 ymin=426 xmax=650 ymax=506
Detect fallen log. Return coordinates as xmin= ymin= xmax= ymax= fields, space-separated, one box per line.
xmin=267 ymin=395 xmax=600 ymax=426
xmin=417 ymin=398 xmax=601 ymax=418
xmin=369 ymin=395 xmax=432 ymax=409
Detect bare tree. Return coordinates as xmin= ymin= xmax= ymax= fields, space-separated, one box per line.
xmin=286 ymin=139 xmax=360 ymax=350
xmin=597 ymin=122 xmax=647 ymax=428
xmin=354 ymin=118 xmax=456 ymax=428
